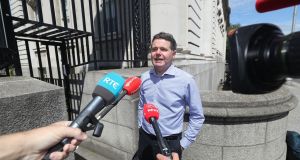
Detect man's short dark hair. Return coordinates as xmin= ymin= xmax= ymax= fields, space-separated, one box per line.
xmin=152 ymin=32 xmax=177 ymax=51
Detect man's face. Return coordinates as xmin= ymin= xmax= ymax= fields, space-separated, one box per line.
xmin=150 ymin=39 xmax=175 ymax=74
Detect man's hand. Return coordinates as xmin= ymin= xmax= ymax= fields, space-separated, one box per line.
xmin=156 ymin=153 xmax=179 ymax=160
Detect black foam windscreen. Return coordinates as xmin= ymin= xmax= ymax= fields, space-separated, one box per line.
xmin=92 ymin=86 xmax=115 ymax=105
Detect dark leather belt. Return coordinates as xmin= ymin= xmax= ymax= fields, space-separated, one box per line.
xmin=140 ymin=128 xmax=182 ymax=141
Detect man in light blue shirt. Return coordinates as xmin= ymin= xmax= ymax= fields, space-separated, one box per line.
xmin=133 ymin=32 xmax=205 ymax=160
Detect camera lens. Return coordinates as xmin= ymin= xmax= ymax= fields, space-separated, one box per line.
xmin=247 ymin=24 xmax=286 ymax=89
xmin=284 ymin=32 xmax=300 ymax=77
xmin=229 ymin=24 xmax=300 ymax=94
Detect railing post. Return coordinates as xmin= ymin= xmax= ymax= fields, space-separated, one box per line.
xmin=132 ymin=0 xmax=150 ymax=67
xmin=0 ymin=0 xmax=22 ymax=76
xmin=60 ymin=42 xmax=72 ymax=120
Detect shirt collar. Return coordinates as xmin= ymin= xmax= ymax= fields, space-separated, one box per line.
xmin=150 ymin=64 xmax=176 ymax=77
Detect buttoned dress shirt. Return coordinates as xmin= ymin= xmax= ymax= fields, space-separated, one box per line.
xmin=138 ymin=64 xmax=205 ymax=149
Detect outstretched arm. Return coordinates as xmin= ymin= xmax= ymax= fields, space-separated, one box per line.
xmin=0 ymin=121 xmax=87 ymax=160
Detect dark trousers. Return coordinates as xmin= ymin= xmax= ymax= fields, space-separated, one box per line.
xmin=132 ymin=128 xmax=182 ymax=160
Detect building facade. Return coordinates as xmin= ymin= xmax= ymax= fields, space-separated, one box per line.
xmin=149 ymin=0 xmax=229 ymax=90
xmin=8 ymin=0 xmax=229 ymax=91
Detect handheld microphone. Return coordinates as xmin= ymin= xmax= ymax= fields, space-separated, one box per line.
xmin=97 ymin=76 xmax=141 ymax=120
xmin=143 ymin=104 xmax=172 ymax=159
xmin=256 ymin=0 xmax=300 ymax=13
xmin=43 ymin=72 xmax=125 ymax=160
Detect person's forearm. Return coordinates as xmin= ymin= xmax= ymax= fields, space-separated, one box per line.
xmin=0 ymin=132 xmax=28 ymax=160
xmin=0 ymin=121 xmax=86 ymax=160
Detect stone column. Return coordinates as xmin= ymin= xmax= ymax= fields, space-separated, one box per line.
xmin=150 ymin=0 xmax=187 ymax=49
xmin=183 ymin=87 xmax=298 ymax=160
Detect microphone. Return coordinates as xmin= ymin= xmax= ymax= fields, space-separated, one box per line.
xmin=97 ymin=76 xmax=142 ymax=120
xmin=143 ymin=104 xmax=172 ymax=159
xmin=123 ymin=76 xmax=142 ymax=95
xmin=43 ymin=72 xmax=125 ymax=160
xmin=256 ymin=0 xmax=300 ymax=13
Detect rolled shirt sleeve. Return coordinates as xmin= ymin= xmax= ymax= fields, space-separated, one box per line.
xmin=180 ymin=78 xmax=205 ymax=149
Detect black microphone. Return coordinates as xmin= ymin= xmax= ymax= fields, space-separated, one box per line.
xmin=43 ymin=72 xmax=125 ymax=160
xmin=143 ymin=103 xmax=172 ymax=159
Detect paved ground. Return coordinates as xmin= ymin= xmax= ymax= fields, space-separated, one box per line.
xmin=285 ymin=79 xmax=300 ymax=133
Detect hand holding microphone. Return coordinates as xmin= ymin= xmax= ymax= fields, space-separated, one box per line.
xmin=157 ymin=153 xmax=179 ymax=160
xmin=43 ymin=72 xmax=125 ymax=160
xmin=143 ymin=104 xmax=173 ymax=159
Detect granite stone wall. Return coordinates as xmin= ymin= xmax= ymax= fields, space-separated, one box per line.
xmin=0 ymin=76 xmax=67 ymax=134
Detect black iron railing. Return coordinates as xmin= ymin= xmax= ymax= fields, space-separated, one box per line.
xmin=0 ymin=0 xmax=150 ymax=120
